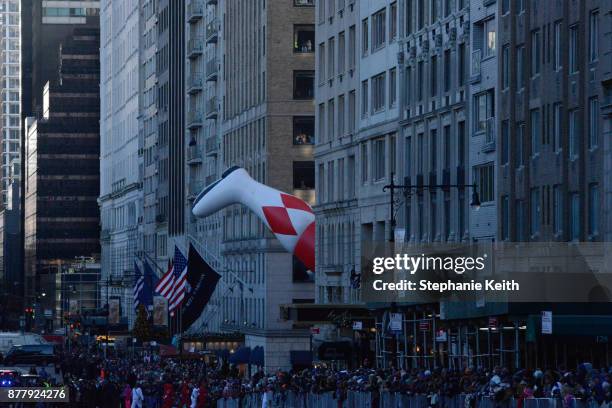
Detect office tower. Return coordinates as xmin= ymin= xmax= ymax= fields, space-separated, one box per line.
xmin=99 ymin=0 xmax=141 ymax=326
xmin=188 ymin=0 xmax=316 ymax=371
xmin=23 ymin=28 xmax=100 ymax=330
xmin=0 ymin=0 xmax=20 ymax=207
xmin=497 ymin=0 xmax=611 ymax=243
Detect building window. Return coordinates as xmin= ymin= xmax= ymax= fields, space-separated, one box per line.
xmin=501 ymin=195 xmax=509 ymax=241
xmin=501 ymin=0 xmax=509 ymax=14
xmin=417 ymin=60 xmax=424 ymax=101
xmin=293 ymin=161 xmax=315 ymax=190
xmin=389 ymin=68 xmax=397 ymax=107
xmin=348 ymin=90 xmax=356 ymax=133
xmin=293 ymin=117 xmax=314 ymax=145
xmin=484 ymin=18 xmax=496 ymax=58
xmin=501 ymin=120 xmax=509 ymax=165
xmin=553 ymin=185 xmax=563 ymax=236
xmin=517 ymin=0 xmax=525 ymax=14
xmin=318 ymin=0 xmax=325 ymax=22
xmin=318 ymin=164 xmax=325 ymax=202
xmin=516 ymin=45 xmax=525 ymax=90
xmin=553 ymin=103 xmax=562 ymax=152
xmin=516 ymin=122 xmax=524 ymax=167
xmin=430 ymin=55 xmax=437 ymax=96
xmin=318 ymin=43 xmax=325 ymax=83
xmin=501 ymin=44 xmax=510 ymax=89
xmin=327 ymin=99 xmax=335 ymax=140
xmin=515 ymin=200 xmax=526 ymax=241
xmin=589 ymin=183 xmax=599 ymax=237
xmin=530 ymin=109 xmax=540 ymax=156
xmin=589 ymin=10 xmax=599 ymax=62
xmin=458 ymin=43 xmax=466 ymax=87
xmin=443 ymin=126 xmax=451 ymax=170
xmin=362 ymin=18 xmax=369 ymax=55
xmin=474 ymin=90 xmax=494 ymax=132
xmin=554 ymin=21 xmax=562 ymax=70
xmin=569 ymin=25 xmax=579 ymax=73
xmin=474 ymin=163 xmax=494 ymax=203
xmin=430 ymin=129 xmax=437 ymax=172
xmin=293 ymin=71 xmax=314 ymax=99
xmin=348 ymin=25 xmax=356 ymax=68
xmin=531 ymin=29 xmax=540 ymax=77
xmin=328 ymin=37 xmax=335 ymax=79
xmin=530 ymin=188 xmax=541 ymax=237
xmin=294 ymin=25 xmax=314 ymax=53
xmin=373 ymin=138 xmax=386 ymax=181
xmin=361 ymin=143 xmax=368 ymax=183
xmin=338 ymin=94 xmax=345 ymax=137
xmin=338 ymin=31 xmax=346 ymax=73
xmin=318 ymin=103 xmax=325 ymax=141
xmin=361 ymin=80 xmax=369 ymax=116
xmin=444 ymin=49 xmax=451 ymax=92
xmin=372 ymin=72 xmax=386 ymax=113
xmin=390 ymin=2 xmax=398 ymax=41
xmin=589 ymin=98 xmax=599 ymax=149
xmin=569 ymin=193 xmax=580 ymax=240
xmin=372 ymin=8 xmax=386 ymax=51
xmin=569 ymin=109 xmax=580 ymax=160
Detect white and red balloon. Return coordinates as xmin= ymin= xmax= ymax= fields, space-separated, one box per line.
xmin=192 ymin=167 xmax=315 ymax=271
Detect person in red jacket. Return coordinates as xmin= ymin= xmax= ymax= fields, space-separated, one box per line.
xmin=180 ymin=380 xmax=191 ymax=408
xmin=161 ymin=379 xmax=175 ymax=408
xmin=197 ymin=379 xmax=208 ymax=408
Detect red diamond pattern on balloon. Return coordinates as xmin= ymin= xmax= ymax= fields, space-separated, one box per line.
xmin=262 ymin=206 xmax=298 ymax=236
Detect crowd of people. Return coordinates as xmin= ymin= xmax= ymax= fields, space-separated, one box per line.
xmin=18 ymin=344 xmax=612 ymax=408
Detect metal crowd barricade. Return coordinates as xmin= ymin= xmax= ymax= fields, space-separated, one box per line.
xmin=215 ymin=392 xmax=600 ymax=408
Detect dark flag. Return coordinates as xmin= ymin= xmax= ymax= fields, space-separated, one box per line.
xmin=181 ymin=244 xmax=221 ymax=331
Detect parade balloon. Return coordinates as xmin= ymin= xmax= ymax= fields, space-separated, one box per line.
xmin=192 ymin=166 xmax=315 ymax=271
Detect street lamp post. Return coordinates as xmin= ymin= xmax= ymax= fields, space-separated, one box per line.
xmin=383 ymin=172 xmax=481 ymax=242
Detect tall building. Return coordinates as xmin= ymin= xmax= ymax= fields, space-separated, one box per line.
xmin=99 ymin=0 xmax=141 ymax=326
xmin=189 ymin=0 xmax=316 ymax=371
xmin=19 ymin=0 xmax=100 ymax=316
xmin=497 ymin=0 xmax=610 ymax=244
xmin=23 ymin=28 xmax=100 ymax=330
xmin=0 ymin=0 xmax=20 ymax=207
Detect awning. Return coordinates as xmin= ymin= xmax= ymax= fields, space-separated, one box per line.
xmin=527 ymin=314 xmax=612 ymax=341
xmin=159 ymin=344 xmax=178 ymax=357
xmin=229 ymin=346 xmax=251 ymax=364
xmin=249 ymin=346 xmax=264 ymax=366
xmin=317 ymin=341 xmax=352 ymax=361
xmin=290 ymin=350 xmax=313 ymax=366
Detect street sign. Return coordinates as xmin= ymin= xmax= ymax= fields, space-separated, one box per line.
xmin=541 ymin=311 xmax=552 ymax=334
xmin=44 ymin=309 xmax=52 ymax=318
xmin=488 ymin=317 xmax=498 ymax=329
xmin=310 ymin=327 xmax=320 ymax=335
xmin=435 ymin=329 xmax=447 ymax=342
xmin=352 ymin=321 xmax=363 ymax=330
xmin=389 ymin=313 xmax=403 ymax=332
xmin=419 ymin=321 xmax=430 ymax=332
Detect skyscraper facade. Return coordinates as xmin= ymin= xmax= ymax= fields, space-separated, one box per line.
xmin=99 ymin=0 xmax=141 ymax=326
xmin=0 ymin=0 xmax=20 ymax=207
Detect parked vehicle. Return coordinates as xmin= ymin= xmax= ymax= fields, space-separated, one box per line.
xmin=0 ymin=332 xmax=49 ymax=355
xmin=3 ymin=344 xmax=57 ymax=366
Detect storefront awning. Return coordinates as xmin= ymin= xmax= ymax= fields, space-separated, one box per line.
xmin=290 ymin=350 xmax=313 ymax=365
xmin=249 ymin=346 xmax=264 ymax=366
xmin=317 ymin=341 xmax=352 ymax=361
xmin=229 ymin=346 xmax=251 ymax=364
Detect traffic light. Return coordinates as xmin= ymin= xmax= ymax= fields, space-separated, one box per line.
xmin=24 ymin=307 xmax=34 ymax=331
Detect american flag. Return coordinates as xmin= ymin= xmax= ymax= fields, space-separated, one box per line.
xmin=168 ymin=246 xmax=188 ymax=312
xmin=155 ymin=259 xmax=175 ymax=300
xmin=133 ymin=261 xmax=144 ymax=311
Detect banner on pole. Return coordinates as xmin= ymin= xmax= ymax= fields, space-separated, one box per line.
xmin=153 ymin=296 xmax=168 ymax=326
xmin=108 ymin=298 xmax=120 ymax=325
